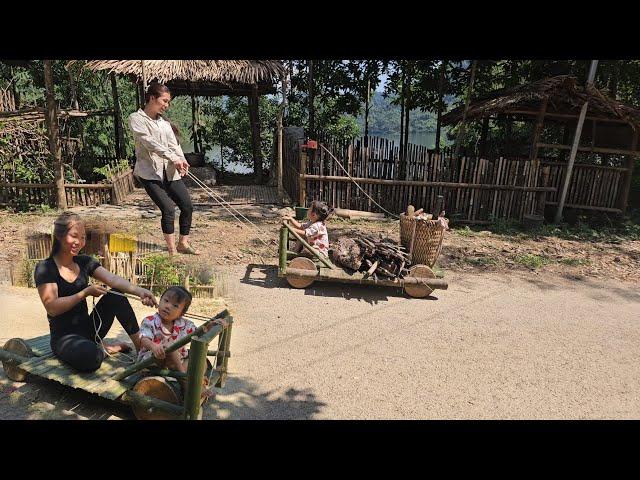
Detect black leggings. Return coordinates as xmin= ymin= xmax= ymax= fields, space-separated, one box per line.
xmin=139 ymin=172 xmax=193 ymax=236
xmin=51 ymin=290 xmax=140 ymax=373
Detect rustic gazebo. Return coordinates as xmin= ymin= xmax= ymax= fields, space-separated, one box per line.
xmin=442 ymin=75 xmax=640 ymax=214
xmin=76 ymin=60 xmax=286 ymax=183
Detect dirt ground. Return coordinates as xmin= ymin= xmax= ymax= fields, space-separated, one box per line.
xmin=0 ymin=191 xmax=638 ymax=419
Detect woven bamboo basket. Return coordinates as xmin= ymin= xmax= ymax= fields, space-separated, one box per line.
xmin=399 ymin=214 xmax=445 ymax=268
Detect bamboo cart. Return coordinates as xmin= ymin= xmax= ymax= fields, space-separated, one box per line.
xmin=0 ymin=309 xmax=233 ymax=420
xmin=278 ymin=223 xmax=448 ymax=298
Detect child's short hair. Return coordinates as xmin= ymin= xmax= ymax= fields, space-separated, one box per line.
xmin=310 ymin=200 xmax=332 ymax=222
xmin=161 ymin=286 xmax=193 ymax=315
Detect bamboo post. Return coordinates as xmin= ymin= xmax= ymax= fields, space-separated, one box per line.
xmin=182 ymin=336 xmax=208 ymax=420
xmin=249 ymin=84 xmax=263 ymax=185
xmin=279 ymin=226 xmax=288 ymax=273
xmin=299 ymin=148 xmax=307 ymax=207
xmin=619 ymin=130 xmax=638 ymax=213
xmin=529 ymin=96 xmax=549 ymax=167
xmin=555 ymin=60 xmax=599 ymax=223
xmin=214 ymin=320 xmax=232 ymax=388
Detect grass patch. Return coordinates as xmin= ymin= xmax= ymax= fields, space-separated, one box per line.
xmin=465 ymin=256 xmax=498 ymax=267
xmin=558 ymin=258 xmax=591 ymax=266
xmin=515 ymin=254 xmax=549 ymax=269
xmin=454 ymin=225 xmax=475 ymax=237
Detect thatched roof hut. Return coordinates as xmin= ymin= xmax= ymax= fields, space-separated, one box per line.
xmin=74 ymin=60 xmax=286 ymax=96
xmin=442 ymin=75 xmax=640 ymax=129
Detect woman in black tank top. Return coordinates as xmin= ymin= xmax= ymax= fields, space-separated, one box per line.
xmin=34 ymin=213 xmax=157 ymax=372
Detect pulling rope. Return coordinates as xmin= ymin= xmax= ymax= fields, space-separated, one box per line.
xmin=186 ymin=171 xmax=276 ymax=251
xmin=318 ymin=143 xmax=400 ymax=219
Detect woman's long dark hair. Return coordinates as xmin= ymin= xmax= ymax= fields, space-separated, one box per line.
xmin=50 ymin=212 xmax=83 ymax=258
xmin=145 ymin=82 xmax=181 ymax=141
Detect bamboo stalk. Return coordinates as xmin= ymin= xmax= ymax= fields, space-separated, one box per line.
xmin=286 ymin=267 xmax=449 ymax=289
xmin=182 ymin=336 xmax=207 ymax=420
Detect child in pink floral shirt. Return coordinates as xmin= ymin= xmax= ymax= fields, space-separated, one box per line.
xmin=137 ymin=286 xmax=197 ymax=373
xmin=285 ymin=200 xmax=332 ymax=257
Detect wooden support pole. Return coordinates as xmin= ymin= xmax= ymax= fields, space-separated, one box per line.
xmin=435 ymin=60 xmax=446 ymax=153
xmin=529 ymin=96 xmax=548 ymax=166
xmin=555 ymin=60 xmax=599 ymax=223
xmin=277 ymin=74 xmax=286 ymax=200
xmin=207 ymin=350 xmax=231 ymax=358
xmin=110 ymin=72 xmax=125 ymax=159
xmin=620 ymin=130 xmax=638 ymax=213
xmin=44 ymin=60 xmax=67 ymax=210
xmin=182 ymin=336 xmax=208 ymax=420
xmin=249 ymin=84 xmax=263 ymax=184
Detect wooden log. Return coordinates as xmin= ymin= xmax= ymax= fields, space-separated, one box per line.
xmin=286 ymin=267 xmax=449 ymax=289
xmin=334 ymin=208 xmax=386 ymax=220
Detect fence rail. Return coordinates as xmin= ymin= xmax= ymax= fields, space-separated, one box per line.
xmin=282 ymin=134 xmax=632 ymax=222
xmin=0 ymin=169 xmax=135 ymax=209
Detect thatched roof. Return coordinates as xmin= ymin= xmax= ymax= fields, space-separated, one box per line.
xmin=442 ymin=75 xmax=640 ymax=128
xmin=71 ymin=60 xmax=286 ymax=96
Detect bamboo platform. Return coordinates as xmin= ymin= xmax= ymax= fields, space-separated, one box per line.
xmin=21 ymin=334 xmax=140 ymax=400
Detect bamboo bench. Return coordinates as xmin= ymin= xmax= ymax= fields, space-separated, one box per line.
xmin=0 ymin=309 xmax=233 ymax=420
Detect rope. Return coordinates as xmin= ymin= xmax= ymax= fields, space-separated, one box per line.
xmin=318 ymin=143 xmax=400 ymax=219
xmin=186 ymin=171 xmax=277 ymax=251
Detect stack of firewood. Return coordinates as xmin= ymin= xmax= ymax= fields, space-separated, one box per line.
xmin=330 ymin=234 xmax=411 ymax=279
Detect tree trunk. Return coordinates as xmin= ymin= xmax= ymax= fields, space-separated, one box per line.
xmin=453 ymin=60 xmax=478 ymax=159
xmin=308 ymin=60 xmax=315 ymax=138
xmin=435 ymin=60 xmax=446 ymax=152
xmin=608 ymin=60 xmax=620 ymax=99
xmin=68 ymin=67 xmax=79 ymax=110
xmin=248 ymin=85 xmax=263 ymax=184
xmin=191 ymin=94 xmax=198 ymax=153
xmin=110 ymin=73 xmax=125 ymax=159
xmin=479 ymin=116 xmax=489 ymax=159
xmin=44 ymin=60 xmax=67 ymax=209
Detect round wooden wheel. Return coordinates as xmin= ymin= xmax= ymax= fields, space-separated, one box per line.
xmin=404 ymin=265 xmax=436 ymax=298
xmin=286 ymin=257 xmax=316 ymax=289
xmin=2 ymin=338 xmax=34 ymax=382
xmin=132 ymin=376 xmax=183 ymax=420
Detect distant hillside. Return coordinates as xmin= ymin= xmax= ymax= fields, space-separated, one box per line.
xmin=356 ymin=91 xmax=454 ymax=136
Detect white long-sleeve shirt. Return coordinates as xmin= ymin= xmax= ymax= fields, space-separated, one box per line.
xmin=128 ymin=109 xmax=186 ymax=181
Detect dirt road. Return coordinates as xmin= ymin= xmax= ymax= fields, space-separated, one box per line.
xmin=1 ymin=268 xmax=638 ymax=420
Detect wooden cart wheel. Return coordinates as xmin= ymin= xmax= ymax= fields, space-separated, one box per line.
xmin=286 ymin=257 xmax=316 ymax=289
xmin=2 ymin=338 xmax=34 ymax=382
xmin=132 ymin=376 xmax=183 ymax=420
xmin=404 ymin=265 xmax=436 ymax=299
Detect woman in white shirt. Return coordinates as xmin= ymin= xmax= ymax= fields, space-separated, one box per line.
xmin=128 ymin=83 xmax=198 ymax=255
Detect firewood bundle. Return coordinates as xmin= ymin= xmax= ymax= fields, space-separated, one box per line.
xmin=330 ymin=234 xmax=411 ymax=279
